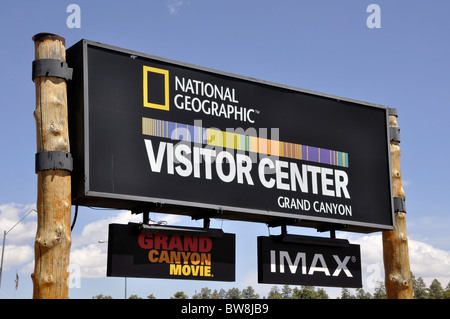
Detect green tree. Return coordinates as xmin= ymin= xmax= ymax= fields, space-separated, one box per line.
xmin=412 ymin=273 xmax=428 ymax=299
xmin=292 ymin=286 xmax=317 ymax=299
xmin=171 ymin=291 xmax=188 ymax=299
xmin=92 ymin=294 xmax=113 ymax=299
xmin=315 ymin=288 xmax=329 ymax=299
xmin=128 ymin=294 xmax=142 ymax=299
xmin=225 ymin=287 xmax=242 ymax=299
xmin=356 ymin=288 xmax=372 ymax=299
xmin=267 ymin=286 xmax=282 ymax=299
xmin=211 ymin=288 xmax=226 ymax=299
xmin=281 ymin=285 xmax=292 ymax=299
xmin=291 ymin=287 xmax=300 ymax=299
xmin=443 ymin=283 xmax=450 ymax=299
xmin=339 ymin=288 xmax=355 ymax=299
xmin=373 ymin=281 xmax=386 ymax=299
xmin=242 ymin=286 xmax=260 ymax=299
xmin=428 ymin=279 xmax=444 ymax=299
xmin=147 ymin=293 xmax=156 ymax=299
xmin=192 ymin=287 xmax=212 ymax=299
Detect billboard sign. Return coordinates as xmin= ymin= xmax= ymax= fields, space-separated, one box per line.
xmin=67 ymin=39 xmax=394 ymax=233
xmin=258 ymin=236 xmax=362 ymax=288
xmin=107 ymin=223 xmax=235 ymax=281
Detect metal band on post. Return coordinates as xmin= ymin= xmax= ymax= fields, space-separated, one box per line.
xmin=388 ymin=108 xmax=401 ymax=143
xmin=393 ymin=197 xmax=406 ymax=213
xmin=32 ymin=59 xmax=73 ymax=81
xmin=389 ymin=127 xmax=401 ymax=143
xmin=388 ymin=107 xmax=398 ymax=117
xmin=35 ymin=151 xmax=73 ymax=173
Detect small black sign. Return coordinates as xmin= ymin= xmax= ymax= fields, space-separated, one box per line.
xmin=258 ymin=236 xmax=362 ymax=288
xmin=107 ymin=223 xmax=235 ymax=281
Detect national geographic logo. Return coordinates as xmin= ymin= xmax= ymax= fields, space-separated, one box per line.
xmin=143 ymin=66 xmax=170 ymax=111
xmin=142 ymin=65 xmax=259 ymax=122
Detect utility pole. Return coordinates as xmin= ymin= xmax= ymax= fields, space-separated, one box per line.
xmin=382 ymin=108 xmax=413 ymax=299
xmin=31 ymin=33 xmax=73 ymax=299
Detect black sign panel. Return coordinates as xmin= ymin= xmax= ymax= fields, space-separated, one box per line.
xmin=258 ymin=236 xmax=362 ymax=288
xmin=67 ymin=39 xmax=394 ymax=233
xmin=107 ymin=223 xmax=235 ymax=281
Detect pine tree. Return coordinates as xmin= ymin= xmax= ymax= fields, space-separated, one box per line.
xmin=267 ymin=286 xmax=283 ymax=299
xmin=443 ymin=283 xmax=450 ymax=299
xmin=281 ymin=285 xmax=292 ymax=299
xmin=242 ymin=286 xmax=260 ymax=299
xmin=225 ymin=287 xmax=242 ymax=299
xmin=428 ymin=279 xmax=444 ymax=299
xmin=292 ymin=286 xmax=317 ymax=299
xmin=211 ymin=288 xmax=226 ymax=299
xmin=373 ymin=280 xmax=386 ymax=299
xmin=92 ymin=294 xmax=113 ymax=299
xmin=171 ymin=291 xmax=188 ymax=299
xmin=412 ymin=273 xmax=428 ymax=299
xmin=192 ymin=287 xmax=212 ymax=299
xmin=315 ymin=288 xmax=329 ymax=299
xmin=356 ymin=288 xmax=372 ymax=299
xmin=339 ymin=288 xmax=355 ymax=299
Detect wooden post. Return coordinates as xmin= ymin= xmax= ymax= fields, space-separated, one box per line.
xmin=382 ymin=109 xmax=413 ymax=299
xmin=31 ymin=33 xmax=72 ymax=299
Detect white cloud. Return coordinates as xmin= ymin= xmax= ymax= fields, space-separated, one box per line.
xmin=71 ymin=211 xmax=140 ymax=248
xmin=350 ymin=234 xmax=385 ymax=289
xmin=70 ymin=210 xmax=138 ymax=278
xmin=0 ymin=203 xmax=37 ymax=271
xmin=2 ymin=244 xmax=34 ymax=271
xmin=409 ymin=238 xmax=450 ymax=284
xmin=71 ymin=244 xmax=108 ymax=278
xmin=0 ymin=203 xmax=36 ymax=244
xmin=167 ymin=0 xmax=186 ymax=15
xmin=347 ymin=233 xmax=450 ymax=289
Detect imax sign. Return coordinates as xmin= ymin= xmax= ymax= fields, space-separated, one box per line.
xmin=258 ymin=236 xmax=362 ymax=288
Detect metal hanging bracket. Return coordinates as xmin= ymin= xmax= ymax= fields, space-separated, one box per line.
xmin=267 ymin=218 xmax=300 ymax=229
xmin=139 ymin=223 xmax=224 ymax=238
xmin=32 ymin=59 xmax=73 ymax=81
xmin=279 ymin=234 xmax=350 ymax=248
xmin=191 ymin=208 xmax=223 ymax=229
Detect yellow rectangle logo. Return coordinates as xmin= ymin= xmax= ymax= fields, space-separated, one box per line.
xmin=143 ymin=66 xmax=169 ymax=111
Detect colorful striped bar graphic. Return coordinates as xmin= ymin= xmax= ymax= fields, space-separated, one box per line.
xmin=142 ymin=117 xmax=348 ymax=168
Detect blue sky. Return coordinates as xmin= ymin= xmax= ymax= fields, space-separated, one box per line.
xmin=1 ymin=0 xmax=449 ymax=299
